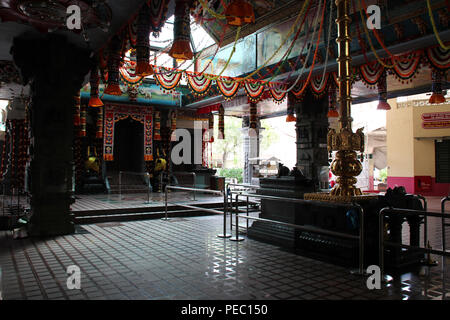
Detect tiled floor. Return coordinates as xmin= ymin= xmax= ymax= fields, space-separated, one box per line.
xmin=1 ymin=192 xmax=224 ymax=213
xmin=1 ymin=214 xmax=449 ymax=300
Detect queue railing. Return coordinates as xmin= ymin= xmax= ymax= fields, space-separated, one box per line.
xmin=378 ymin=206 xmax=450 ymax=282
xmin=228 ymin=191 xmax=366 ymax=275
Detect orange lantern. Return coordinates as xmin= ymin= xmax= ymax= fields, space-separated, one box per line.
xmin=168 ymin=0 xmax=193 ymax=61
xmin=225 ymin=0 xmax=255 ymax=26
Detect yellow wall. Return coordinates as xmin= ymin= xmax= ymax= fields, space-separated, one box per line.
xmin=386 ymin=99 xmax=414 ymax=177
xmin=387 ymin=99 xmax=450 ymax=178
xmin=413 ymin=103 xmax=450 ymax=177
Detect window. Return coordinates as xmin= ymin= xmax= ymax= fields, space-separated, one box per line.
xmin=435 ymin=140 xmax=450 ymax=183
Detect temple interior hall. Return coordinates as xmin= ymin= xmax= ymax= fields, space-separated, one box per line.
xmin=0 ymin=0 xmax=450 ymax=303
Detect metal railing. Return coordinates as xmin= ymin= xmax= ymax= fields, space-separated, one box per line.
xmin=118 ymin=171 xmax=151 ymax=203
xmin=442 ymin=196 xmax=450 ymax=252
xmin=228 ymin=191 xmax=366 ymax=275
xmin=413 ymin=195 xmax=428 ymax=249
xmin=226 ymin=183 xmax=260 ymax=230
xmin=163 ymin=185 xmax=231 ymax=237
xmin=378 ymin=206 xmax=450 ymax=281
xmin=170 ymin=172 xmax=197 ymax=200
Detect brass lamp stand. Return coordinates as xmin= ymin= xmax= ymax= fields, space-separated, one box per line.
xmin=305 ymin=0 xmax=372 ymax=203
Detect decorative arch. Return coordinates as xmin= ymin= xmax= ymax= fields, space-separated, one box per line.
xmin=103 ymin=104 xmax=154 ymax=161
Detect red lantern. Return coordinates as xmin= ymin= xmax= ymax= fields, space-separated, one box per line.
xmin=327 ymin=83 xmax=339 ymax=117
xmin=168 ymin=0 xmax=193 ymax=61
xmin=286 ymin=93 xmax=297 ymax=122
xmin=376 ymin=70 xmax=391 ymax=110
xmin=135 ymin=3 xmax=155 ymax=76
xmin=208 ymin=112 xmax=214 ymax=143
xmin=218 ymin=105 xmax=225 ymax=139
xmin=104 ymin=36 xmax=123 ymax=96
xmin=88 ymin=64 xmax=104 ymax=107
xmin=429 ymin=69 xmax=446 ymax=104
xmin=225 ymin=0 xmax=255 ymax=26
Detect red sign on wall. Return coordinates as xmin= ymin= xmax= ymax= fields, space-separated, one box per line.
xmin=422 ymin=112 xmax=450 ymax=129
xmin=414 ymin=176 xmax=432 ymax=192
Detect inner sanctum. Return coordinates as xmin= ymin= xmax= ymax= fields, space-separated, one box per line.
xmin=0 ymin=0 xmax=449 ymax=302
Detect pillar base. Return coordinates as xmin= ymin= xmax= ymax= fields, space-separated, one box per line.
xmin=303 ymin=192 xmax=378 ymax=203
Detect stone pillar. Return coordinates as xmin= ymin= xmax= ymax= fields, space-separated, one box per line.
xmin=12 ymin=33 xmax=92 ymax=236
xmin=294 ymin=91 xmax=329 ymax=189
xmin=241 ymin=116 xmax=263 ymax=184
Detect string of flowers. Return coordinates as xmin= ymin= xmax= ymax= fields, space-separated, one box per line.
xmin=258 ymin=0 xmax=314 ymax=84
xmin=426 ymin=0 xmax=449 ymax=50
xmin=232 ymin=0 xmax=312 ymax=83
xmin=280 ymin=0 xmax=326 ymax=95
xmin=358 ymin=0 xmax=393 ymax=68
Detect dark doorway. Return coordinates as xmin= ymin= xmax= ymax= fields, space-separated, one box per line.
xmin=108 ymin=117 xmax=144 ymax=173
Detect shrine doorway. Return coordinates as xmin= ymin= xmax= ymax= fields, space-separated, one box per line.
xmin=108 ymin=117 xmax=144 ymax=173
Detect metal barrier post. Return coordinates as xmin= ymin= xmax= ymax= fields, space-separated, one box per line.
xmin=192 ymin=173 xmax=196 ymax=201
xmin=350 ymin=203 xmax=366 ymax=276
xmin=230 ymin=194 xmax=245 ymax=242
xmin=147 ymin=173 xmax=151 ymax=204
xmin=162 ymin=185 xmax=169 ymax=221
xmin=217 ymin=189 xmax=231 ymax=238
xmin=379 ymin=207 xmax=386 ymax=281
xmin=415 ymin=195 xmax=428 ymax=249
xmin=442 ymin=196 xmax=450 ymax=252
xmin=246 ymin=195 xmax=249 ymax=232
xmin=118 ymin=171 xmax=122 ymax=201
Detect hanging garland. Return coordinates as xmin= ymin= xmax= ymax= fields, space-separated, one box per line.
xmin=425 ymin=46 xmax=450 ymax=70
xmin=149 ymin=0 xmax=170 ymax=33
xmin=208 ymin=112 xmax=214 ymax=142
xmin=359 ymin=61 xmax=384 ymax=88
xmin=391 ymin=50 xmax=422 ymax=82
xmin=154 ymin=66 xmax=183 ymax=92
xmin=281 ymin=0 xmax=326 ymax=96
xmin=103 ymin=106 xmax=115 ymax=161
xmin=218 ymin=105 xmax=225 ymax=139
xmin=144 ymin=112 xmax=154 ymax=161
xmin=426 ymin=0 xmax=450 ymax=50
xmin=96 ymin=107 xmax=104 ymax=139
xmin=243 ymin=81 xmax=266 ymax=103
xmin=154 ymin=110 xmax=161 ymax=141
xmin=309 ymin=73 xmax=329 ymax=97
xmin=185 ymin=71 xmax=213 ymax=96
xmin=268 ymin=82 xmax=288 ymax=103
xmin=80 ymin=104 xmax=87 ymax=137
xmin=216 ymin=77 xmax=241 ymax=100
xmin=119 ymin=59 xmax=144 ymax=86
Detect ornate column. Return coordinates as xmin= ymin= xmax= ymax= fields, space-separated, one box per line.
xmin=293 ymin=92 xmax=329 ymax=189
xmin=306 ymin=0 xmax=366 ymax=202
xmin=12 ymin=33 xmax=92 ymax=236
xmin=241 ymin=110 xmax=263 ymax=185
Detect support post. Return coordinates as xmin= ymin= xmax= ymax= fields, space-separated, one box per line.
xmin=12 ymin=33 xmax=92 ymax=236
